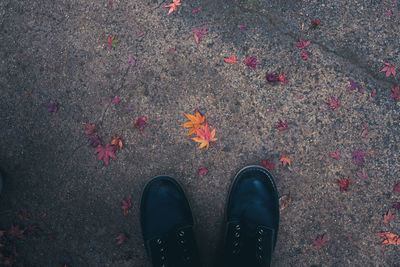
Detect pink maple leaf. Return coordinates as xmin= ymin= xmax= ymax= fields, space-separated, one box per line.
xmin=88 ymin=134 xmax=102 ymax=147
xmin=379 ymin=63 xmax=396 ymax=78
xmin=273 ymin=120 xmax=288 ymax=130
xmin=237 ymin=25 xmax=248 ymax=31
xmin=121 ymin=195 xmax=132 ymax=215
xmin=116 ymin=233 xmax=129 ymax=245
xmin=112 ymin=95 xmax=120 ymax=104
xmin=394 ymin=183 xmax=400 ymax=194
xmin=371 ymin=89 xmax=376 ymax=98
xmin=324 ymin=95 xmax=340 ymax=110
xmin=128 ymin=56 xmax=136 ymax=67
xmin=385 ymin=10 xmax=392 ymax=16
xmin=243 ymin=54 xmax=261 ymax=70
xmin=356 ymin=168 xmax=368 ymax=180
xmin=312 ymin=234 xmax=329 ymax=249
xmin=347 ymin=78 xmax=363 ymax=92
xmin=336 ymin=177 xmax=350 ymax=192
xmin=329 ymin=150 xmax=341 ymax=159
xmin=192 ymin=6 xmax=201 ymax=14
xmin=302 ymin=52 xmax=309 ymax=60
xmin=135 ymin=117 xmax=147 ymax=135
xmin=295 ymin=37 xmax=310 ymax=49
xmin=390 ymin=85 xmax=400 ymax=100
xmin=43 ymin=100 xmax=58 ymax=112
xmin=94 ymin=144 xmax=117 ymax=165
xmin=193 ymin=27 xmax=207 ymax=44
xmin=352 ymin=149 xmax=367 ymax=165
xmin=265 ymin=72 xmax=279 ymax=83
xmin=198 ymin=166 xmax=208 ymax=176
xmin=278 ymin=72 xmax=288 ymax=85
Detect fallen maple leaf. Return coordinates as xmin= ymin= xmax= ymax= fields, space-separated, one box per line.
xmin=193 ymin=27 xmax=207 ymax=44
xmin=107 ymin=36 xmax=118 ymax=50
xmin=392 ymin=202 xmax=400 ymax=211
xmin=336 ymin=177 xmax=350 ymax=192
xmin=376 ymin=232 xmax=400 ymax=245
xmin=309 ymin=19 xmax=320 ymax=29
xmin=394 ymin=183 xmax=400 ymax=193
xmin=273 ymin=120 xmax=288 ymax=130
xmin=116 ymin=233 xmax=129 ymax=245
xmin=83 ymin=123 xmax=98 ymax=135
xmin=224 ymin=55 xmax=238 ymax=64
xmin=135 ymin=117 xmax=147 ymax=134
xmin=356 ymin=168 xmax=368 ymax=180
xmin=371 ymin=89 xmax=376 ymax=98
xmin=191 ymin=121 xmax=217 ymax=150
xmin=295 ymin=37 xmax=310 ymax=49
xmin=163 ymin=0 xmax=181 ymax=15
xmin=17 ymin=207 xmax=30 ymax=221
xmin=330 ymin=150 xmax=341 ymax=159
xmin=312 ymin=234 xmax=329 ymax=249
xmin=88 ymin=134 xmax=102 ymax=147
xmin=94 ymin=144 xmax=117 ymax=165
xmin=262 ymin=159 xmax=274 ymax=170
xmin=121 ymin=195 xmax=132 ymax=215
xmin=265 ymin=72 xmax=279 ymax=83
xmin=379 ymin=62 xmax=396 ymax=78
xmin=324 ymin=95 xmax=340 ymax=110
xmin=279 ymin=194 xmax=291 ymax=211
xmin=278 ymin=72 xmax=288 ymax=85
xmin=346 ymin=78 xmax=363 ymax=93
xmin=192 ymin=6 xmax=201 ymax=14
xmin=385 ymin=10 xmax=392 ymax=16
xmin=390 ymin=85 xmax=400 ymax=100
xmin=198 ymin=166 xmax=208 ymax=176
xmin=9 ymin=225 xmax=25 ymax=239
xmin=360 ymin=123 xmax=368 ymax=137
xmin=243 ymin=55 xmax=261 ymax=70
xmin=237 ymin=25 xmax=248 ymax=31
xmin=110 ymin=135 xmax=123 ymax=151
xmin=382 ymin=209 xmax=395 ymax=223
xmin=43 ymin=100 xmax=58 ymax=112
xmin=179 ymin=109 xmax=205 ymax=136
xmin=279 ymin=155 xmax=291 ymax=167
xmin=128 ymin=56 xmax=136 ymax=67
xmin=352 ymin=148 xmax=367 ymax=165
xmin=301 ymin=52 xmax=309 ymax=60
xmin=112 ymin=95 xmax=120 ymax=104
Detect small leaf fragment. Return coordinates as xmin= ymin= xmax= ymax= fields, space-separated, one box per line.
xmin=279 ymin=195 xmax=291 ymax=211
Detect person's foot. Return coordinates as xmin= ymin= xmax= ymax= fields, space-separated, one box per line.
xmin=223 ymin=166 xmax=279 ymax=267
xmin=140 ymin=176 xmax=200 ymax=267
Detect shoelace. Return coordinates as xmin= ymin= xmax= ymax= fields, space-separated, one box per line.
xmin=154 ymin=237 xmax=168 ymax=267
xmin=231 ymin=223 xmax=242 ymax=255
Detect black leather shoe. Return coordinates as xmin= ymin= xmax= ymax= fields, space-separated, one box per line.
xmin=140 ymin=176 xmax=200 ymax=267
xmin=223 ymin=166 xmax=279 ymax=267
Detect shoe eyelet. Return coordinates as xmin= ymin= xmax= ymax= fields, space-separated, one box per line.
xmin=257 ymin=254 xmax=263 ymax=260
xmin=235 ymin=232 xmax=240 ymax=238
xmin=178 ymin=230 xmax=185 ymax=237
xmin=235 ymin=224 xmax=241 ymax=230
xmin=161 ymin=265 xmax=166 ymax=267
xmin=258 ymin=237 xmax=262 ymax=242
xmin=160 ymin=247 xmax=165 ymax=252
xmin=161 ymin=255 xmax=165 ymax=260
xmin=258 ymin=229 xmax=264 ymax=235
xmin=185 ymin=256 xmax=191 ymax=261
xmin=180 ymin=239 xmax=186 ymax=244
xmin=157 ymin=238 xmax=162 ymax=244
xmin=233 ymin=241 xmax=239 ymax=247
xmin=258 ymin=246 xmax=262 ymax=251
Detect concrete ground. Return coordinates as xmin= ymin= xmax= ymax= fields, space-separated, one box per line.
xmin=1 ymin=0 xmax=399 ymax=266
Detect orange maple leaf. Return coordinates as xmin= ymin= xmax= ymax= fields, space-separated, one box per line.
xmin=224 ymin=55 xmax=238 ymax=64
xmin=376 ymin=232 xmax=400 ymax=245
xmin=382 ymin=209 xmax=395 ymax=223
xmin=110 ymin=135 xmax=123 ymax=151
xmin=279 ymin=155 xmax=291 ymax=167
xmin=191 ymin=121 xmax=217 ymax=150
xmin=179 ymin=109 xmax=205 ymax=136
xmin=163 ymin=0 xmax=181 ymax=15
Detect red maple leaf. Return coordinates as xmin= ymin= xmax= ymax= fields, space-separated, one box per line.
xmin=121 ymin=195 xmax=132 ymax=215
xmin=336 ymin=177 xmax=349 ymax=192
xmin=371 ymin=89 xmax=376 ymax=98
xmin=191 ymin=120 xmax=217 ymax=150
xmin=312 ymin=234 xmax=329 ymax=249
xmin=261 ymin=159 xmax=274 ymax=170
xmin=163 ymin=0 xmax=181 ymax=15
xmin=198 ymin=166 xmax=208 ymax=176
xmin=301 ymin=52 xmax=309 ymax=60
xmin=382 ymin=209 xmax=395 ymax=224
xmin=273 ymin=120 xmax=288 ymax=130
xmin=376 ymin=232 xmax=400 ymax=245
xmin=392 ymin=202 xmax=400 ymax=211
xmin=394 ymin=183 xmax=400 ymax=193
xmin=9 ymin=225 xmax=25 ymax=239
xmin=135 ymin=117 xmax=147 ymax=135
xmin=379 ymin=62 xmax=396 ymax=78
xmin=243 ymin=55 xmax=261 ymax=70
xmin=324 ymin=95 xmax=340 ymax=110
xmin=329 ymin=150 xmax=341 ymax=159
xmin=279 ymin=155 xmax=291 ymax=167
xmin=84 ymin=123 xmax=98 ymax=135
xmin=94 ymin=144 xmax=117 ymax=165
xmin=115 ymin=233 xmax=129 ymax=245
xmin=278 ymin=72 xmax=288 ymax=85
xmin=17 ymin=207 xmax=30 ymax=221
xmin=295 ymin=37 xmax=310 ymax=49
xmin=224 ymin=55 xmax=238 ymax=64
xmin=390 ymin=85 xmax=400 ymax=100
xmin=309 ymin=19 xmax=320 ymax=29
xmin=193 ymin=27 xmax=207 ymax=44
xmin=265 ymin=72 xmax=279 ymax=83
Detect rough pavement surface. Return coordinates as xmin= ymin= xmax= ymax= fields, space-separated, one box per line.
xmin=1 ymin=0 xmax=399 ymax=266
